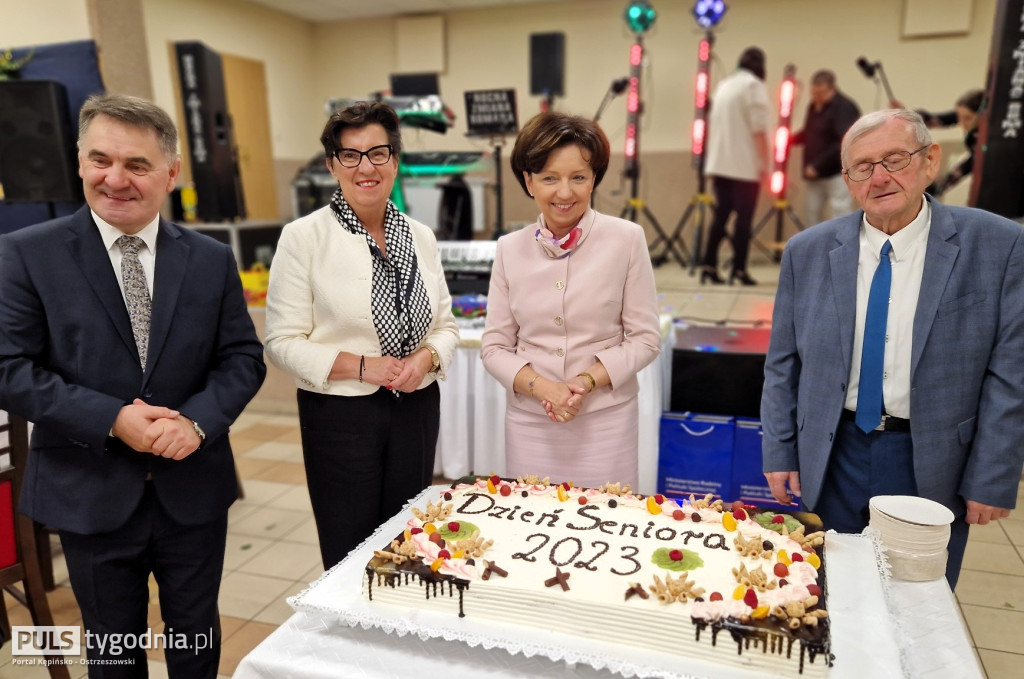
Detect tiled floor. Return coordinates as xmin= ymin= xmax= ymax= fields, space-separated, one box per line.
xmin=2 ymin=256 xmax=1023 ymax=678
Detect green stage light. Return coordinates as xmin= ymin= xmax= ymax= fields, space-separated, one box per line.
xmin=624 ymin=1 xmax=657 ymax=35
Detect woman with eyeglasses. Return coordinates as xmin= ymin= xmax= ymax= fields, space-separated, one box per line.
xmin=264 ymin=101 xmax=458 ymax=569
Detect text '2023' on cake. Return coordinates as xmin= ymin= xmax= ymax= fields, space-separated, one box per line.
xmin=364 ymin=476 xmax=833 ymax=677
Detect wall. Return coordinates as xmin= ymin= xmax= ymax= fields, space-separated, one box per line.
xmin=311 ymin=0 xmax=996 ymax=152
xmin=140 ymin=0 xmax=322 ymax=219
xmin=1 ymin=0 xmax=1000 ymax=235
xmin=0 ymin=1 xmax=91 ymax=46
xmin=308 ymin=0 xmax=998 ymax=238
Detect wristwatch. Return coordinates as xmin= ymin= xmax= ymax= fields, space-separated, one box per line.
xmin=189 ymin=418 xmax=207 ymax=443
xmin=426 ymin=345 xmax=441 ymax=373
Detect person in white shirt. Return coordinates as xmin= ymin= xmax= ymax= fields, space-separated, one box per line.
xmin=700 ymin=46 xmax=772 ymax=286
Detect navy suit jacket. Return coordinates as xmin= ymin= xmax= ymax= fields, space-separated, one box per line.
xmin=0 ymin=206 xmax=266 ymax=534
xmin=762 ymin=197 xmax=1024 ymax=516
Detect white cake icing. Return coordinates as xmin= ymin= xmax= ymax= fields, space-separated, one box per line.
xmin=364 ymin=478 xmax=831 ymax=677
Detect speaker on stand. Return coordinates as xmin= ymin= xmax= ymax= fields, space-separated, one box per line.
xmin=174 ymin=41 xmax=246 ymax=222
xmin=0 ymin=80 xmax=84 ymax=216
xmin=530 ymin=32 xmax=565 ymax=111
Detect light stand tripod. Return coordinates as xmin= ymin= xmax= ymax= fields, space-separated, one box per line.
xmin=491 ymin=137 xmax=507 ymax=239
xmin=657 ymin=31 xmax=715 ymax=272
xmin=618 ymin=34 xmax=686 ymax=266
xmin=751 ymin=63 xmax=804 ymax=261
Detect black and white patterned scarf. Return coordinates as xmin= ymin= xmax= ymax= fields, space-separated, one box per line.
xmin=329 ymin=188 xmax=433 ymax=360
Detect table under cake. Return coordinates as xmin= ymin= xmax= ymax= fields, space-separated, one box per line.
xmin=233 ymin=486 xmax=982 ymax=679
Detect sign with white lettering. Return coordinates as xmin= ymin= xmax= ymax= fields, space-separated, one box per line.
xmin=970 ymin=0 xmax=1024 ymax=218
xmin=464 ymin=89 xmax=518 ymax=137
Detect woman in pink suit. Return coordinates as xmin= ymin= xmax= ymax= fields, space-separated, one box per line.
xmin=481 ymin=112 xmax=661 ymax=488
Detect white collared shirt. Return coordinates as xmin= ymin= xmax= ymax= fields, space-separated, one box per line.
xmin=844 ymin=199 xmax=930 ymax=419
xmin=92 ymin=211 xmax=159 ymax=301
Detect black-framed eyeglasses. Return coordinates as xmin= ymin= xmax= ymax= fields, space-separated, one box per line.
xmin=844 ymin=144 xmax=930 ymax=182
xmin=334 ymin=144 xmax=393 ymax=168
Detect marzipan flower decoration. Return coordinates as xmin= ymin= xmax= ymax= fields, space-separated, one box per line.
xmin=0 ymin=49 xmax=34 ymax=80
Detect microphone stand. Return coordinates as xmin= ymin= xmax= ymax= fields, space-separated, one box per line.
xmin=873 ymin=63 xmax=896 ymax=104
xmin=592 ymin=78 xmax=627 ymax=208
xmin=858 ymin=57 xmax=897 ymax=105
xmin=594 ymin=78 xmax=628 ymax=122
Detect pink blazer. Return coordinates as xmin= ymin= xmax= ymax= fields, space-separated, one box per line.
xmin=481 ymin=209 xmax=661 ymax=415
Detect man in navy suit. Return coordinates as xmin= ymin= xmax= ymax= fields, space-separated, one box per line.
xmin=761 ymin=109 xmax=1024 ymax=589
xmin=0 ymin=94 xmax=265 ymax=676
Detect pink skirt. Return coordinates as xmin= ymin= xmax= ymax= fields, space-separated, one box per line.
xmin=504 ymin=399 xmax=639 ymax=489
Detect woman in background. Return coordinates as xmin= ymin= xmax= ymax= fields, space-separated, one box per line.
xmin=264 ymin=101 xmax=458 ymax=569
xmin=481 ymin=112 xmax=661 ymax=489
xmin=930 ymin=89 xmax=984 ymax=197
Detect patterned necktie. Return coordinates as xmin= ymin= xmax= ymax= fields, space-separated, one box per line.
xmin=117 ymin=235 xmax=151 ymax=370
xmin=855 ymin=239 xmax=893 ymax=433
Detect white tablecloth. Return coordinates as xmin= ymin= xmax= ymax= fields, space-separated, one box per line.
xmin=233 ymin=486 xmax=982 ymax=679
xmin=436 ymin=318 xmax=675 ymax=494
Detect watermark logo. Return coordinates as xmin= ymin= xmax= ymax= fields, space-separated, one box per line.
xmin=12 ymin=625 xmax=214 ymax=658
xmin=12 ymin=626 xmax=81 ymax=656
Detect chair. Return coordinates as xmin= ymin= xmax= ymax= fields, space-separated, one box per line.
xmin=0 ymin=413 xmax=71 ymax=679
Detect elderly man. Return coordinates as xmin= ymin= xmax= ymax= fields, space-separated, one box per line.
xmin=0 ymin=94 xmax=265 ymax=677
xmin=761 ymin=109 xmax=1024 ymax=589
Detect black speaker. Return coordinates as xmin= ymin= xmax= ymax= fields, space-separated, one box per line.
xmin=0 ymin=80 xmax=83 ymax=203
xmin=174 ymin=41 xmax=246 ymax=222
xmin=390 ymin=73 xmax=440 ymax=97
xmin=530 ymin=33 xmax=565 ymax=97
xmin=437 ymin=175 xmax=473 ymax=240
xmin=670 ymin=327 xmax=771 ymax=418
xmin=970 ymin=0 xmax=1024 ymax=219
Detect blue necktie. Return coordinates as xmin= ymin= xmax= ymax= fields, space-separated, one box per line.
xmin=856 ymin=240 xmax=893 ymax=433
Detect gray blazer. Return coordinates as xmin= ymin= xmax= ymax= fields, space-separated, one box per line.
xmin=761 ymin=197 xmax=1024 ymax=516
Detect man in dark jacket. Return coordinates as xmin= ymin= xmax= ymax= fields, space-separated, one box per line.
xmin=0 ymin=94 xmax=266 ymax=677
xmin=792 ymin=70 xmax=861 ymax=223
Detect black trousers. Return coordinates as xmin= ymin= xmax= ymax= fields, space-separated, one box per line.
xmin=297 ymin=382 xmax=440 ymax=569
xmin=60 ymin=482 xmax=227 ymax=679
xmin=702 ymin=175 xmax=761 ymax=272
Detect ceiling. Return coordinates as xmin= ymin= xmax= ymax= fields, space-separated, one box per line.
xmin=239 ymin=0 xmax=572 ymax=22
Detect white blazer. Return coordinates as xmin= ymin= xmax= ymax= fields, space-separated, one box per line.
xmin=264 ymin=205 xmax=459 ymax=396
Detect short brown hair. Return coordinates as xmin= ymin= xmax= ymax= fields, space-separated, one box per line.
xmin=320 ymin=101 xmax=403 ymax=159
xmin=79 ymin=93 xmax=178 ymax=161
xmin=811 ymin=70 xmax=836 ymax=88
xmin=509 ymin=112 xmax=610 ymax=197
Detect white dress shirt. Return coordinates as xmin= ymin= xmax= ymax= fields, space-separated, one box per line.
xmin=704 ymin=68 xmax=772 ymax=181
xmin=92 ymin=210 xmax=158 ymax=300
xmin=845 ymin=199 xmax=930 ymax=419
